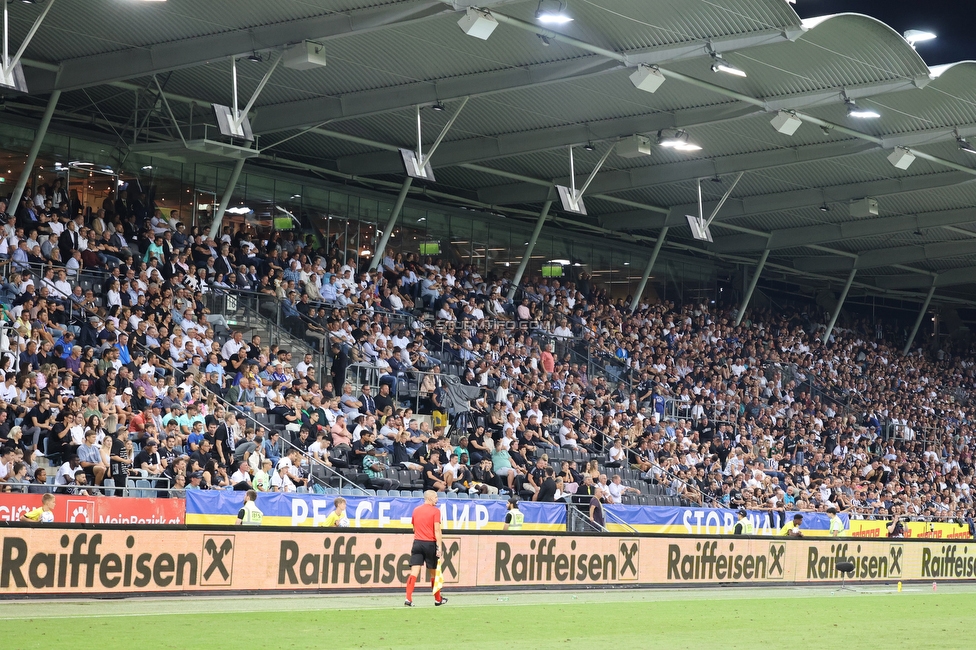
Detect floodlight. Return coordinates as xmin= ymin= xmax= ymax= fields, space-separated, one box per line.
xmin=710 ymin=53 xmax=746 ymax=77
xmin=904 ymin=30 xmax=936 ymax=47
xmin=957 ymin=137 xmax=976 ymax=155
xmin=536 ymin=0 xmax=573 ymax=24
xmin=846 ymin=99 xmax=880 ymax=119
xmin=657 ymin=130 xmax=702 ymax=152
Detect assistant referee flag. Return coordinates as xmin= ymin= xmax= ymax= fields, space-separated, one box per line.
xmin=432 ymin=558 xmax=444 ymax=595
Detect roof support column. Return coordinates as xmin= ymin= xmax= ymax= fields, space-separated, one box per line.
xmin=208 ymin=158 xmax=246 ymax=241
xmin=903 ymin=278 xmax=938 ymax=355
xmin=629 ymin=226 xmax=668 ymax=313
xmin=734 ymin=249 xmax=769 ymax=326
xmin=369 ymin=177 xmax=413 ymax=271
xmin=9 ymin=89 xmax=60 ymax=214
xmin=824 ymin=267 xmax=858 ymax=343
xmin=506 ymin=200 xmax=552 ymax=301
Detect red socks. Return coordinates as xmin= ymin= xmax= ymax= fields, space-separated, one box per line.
xmin=406 ymin=574 xmax=417 ymax=601
xmin=432 ymin=578 xmax=441 ymax=603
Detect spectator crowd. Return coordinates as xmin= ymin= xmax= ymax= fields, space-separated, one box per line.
xmin=0 ymin=179 xmax=974 ymax=533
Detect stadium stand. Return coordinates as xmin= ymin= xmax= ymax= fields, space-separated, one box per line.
xmin=0 ymin=201 xmax=972 ymax=533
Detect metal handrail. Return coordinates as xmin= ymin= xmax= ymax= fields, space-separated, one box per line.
xmin=277 ymin=436 xmax=370 ymax=495
xmin=603 ymin=507 xmax=639 ymax=534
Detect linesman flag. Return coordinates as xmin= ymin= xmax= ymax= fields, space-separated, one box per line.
xmin=432 ymin=559 xmax=444 ymax=595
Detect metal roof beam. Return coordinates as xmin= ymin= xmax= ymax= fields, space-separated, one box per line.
xmin=26 ymin=0 xmax=457 ymax=93
xmin=713 ymin=205 xmax=976 ymax=254
xmin=874 ymin=266 xmax=976 ymax=290
xmin=256 ymin=26 xmax=800 ymax=135
xmin=764 ymin=76 xmax=930 ymax=112
xmin=484 ymin=115 xmax=976 ymax=208
xmin=333 ymin=76 xmax=930 ymax=177
xmin=794 ymin=239 xmax=976 ymax=272
xmin=259 ymin=55 xmax=624 ymax=134
xmin=335 ymin=102 xmax=757 ymax=175
xmin=479 ymin=138 xmax=875 ymax=205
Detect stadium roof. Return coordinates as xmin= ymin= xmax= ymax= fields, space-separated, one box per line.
xmin=8 ymin=0 xmax=976 ymax=302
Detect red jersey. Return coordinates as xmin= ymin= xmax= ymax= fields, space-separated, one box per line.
xmin=412 ymin=503 xmax=441 ymax=542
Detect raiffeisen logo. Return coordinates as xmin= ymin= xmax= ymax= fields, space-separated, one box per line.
xmin=0 ymin=533 xmax=233 ymax=590
xmin=921 ymin=545 xmax=976 ymax=578
xmin=278 ymin=536 xmax=461 ymax=586
xmin=806 ymin=543 xmax=902 ymax=579
xmin=667 ymin=541 xmax=785 ymax=581
xmin=493 ymin=539 xmax=639 ymax=583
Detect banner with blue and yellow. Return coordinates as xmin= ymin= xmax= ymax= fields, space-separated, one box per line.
xmin=185 ymin=491 xmax=567 ymax=531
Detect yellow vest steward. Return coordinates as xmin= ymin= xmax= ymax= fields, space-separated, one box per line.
xmin=508 ymin=508 xmax=524 ymax=530
xmin=242 ymin=501 xmax=264 ymax=526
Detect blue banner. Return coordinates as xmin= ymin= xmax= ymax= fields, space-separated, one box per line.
xmin=604 ymin=505 xmax=849 ymax=537
xmin=185 ymin=491 xmax=567 ymax=531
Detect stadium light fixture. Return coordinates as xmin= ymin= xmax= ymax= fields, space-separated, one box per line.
xmin=457 ymin=8 xmax=498 ymax=40
xmin=657 ymin=130 xmax=702 ymax=152
xmin=629 ymin=64 xmax=666 ymax=93
xmin=819 ymin=203 xmax=830 ymax=212
xmin=846 ymin=99 xmax=880 ymax=119
xmin=904 ymin=30 xmax=936 ymax=47
xmin=957 ymin=137 xmax=976 ymax=155
xmin=535 ymin=0 xmax=573 ymax=25
xmin=710 ymin=53 xmax=746 ymax=78
xmin=770 ymin=110 xmax=802 ymax=136
xmin=887 ymin=147 xmax=916 ymax=170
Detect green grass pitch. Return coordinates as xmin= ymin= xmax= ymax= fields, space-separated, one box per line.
xmin=2 ymin=586 xmax=973 ymax=649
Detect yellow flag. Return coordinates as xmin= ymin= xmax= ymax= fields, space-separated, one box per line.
xmin=432 ymin=559 xmax=444 ymax=594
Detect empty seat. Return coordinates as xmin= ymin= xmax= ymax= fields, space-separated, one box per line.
xmin=135 ymin=479 xmax=152 ymax=498
xmin=407 ymin=469 xmax=422 ymax=489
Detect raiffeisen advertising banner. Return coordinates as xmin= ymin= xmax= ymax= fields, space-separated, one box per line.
xmin=184 ymin=491 xmax=566 ymax=531
xmin=3 ymin=529 xmax=976 ymax=596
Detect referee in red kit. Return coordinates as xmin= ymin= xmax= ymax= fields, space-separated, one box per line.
xmin=405 ymin=490 xmax=447 ymax=606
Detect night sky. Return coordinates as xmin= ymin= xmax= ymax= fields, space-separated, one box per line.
xmin=794 ymin=0 xmax=973 ymax=65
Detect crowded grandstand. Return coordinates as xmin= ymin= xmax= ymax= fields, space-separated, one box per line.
xmin=0 ymin=190 xmax=972 ymax=537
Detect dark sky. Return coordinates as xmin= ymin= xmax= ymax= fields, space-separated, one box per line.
xmin=795 ymin=0 xmax=972 ymax=65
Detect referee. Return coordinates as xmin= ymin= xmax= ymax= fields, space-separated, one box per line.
xmin=405 ymin=490 xmax=447 ymax=607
